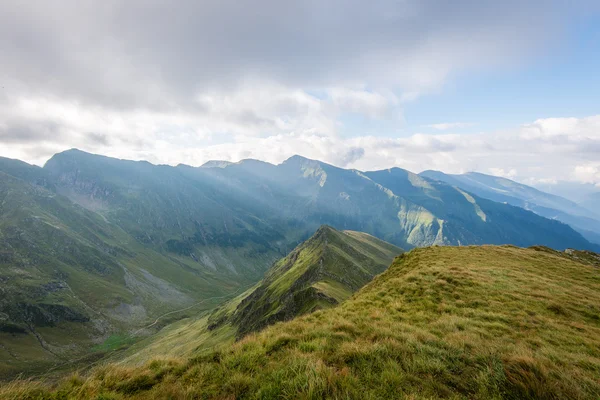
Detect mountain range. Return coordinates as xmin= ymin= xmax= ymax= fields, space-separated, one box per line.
xmin=420 ymin=170 xmax=600 ymax=245
xmin=0 ymin=149 xmax=598 ymax=378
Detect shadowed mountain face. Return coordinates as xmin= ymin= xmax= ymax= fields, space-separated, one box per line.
xmin=202 ymin=154 xmax=596 ymax=250
xmin=420 ymin=170 xmax=600 ymax=245
xmin=0 ymin=149 xmax=597 ymax=377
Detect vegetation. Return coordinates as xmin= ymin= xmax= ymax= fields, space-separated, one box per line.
xmin=208 ymin=226 xmax=402 ymax=338
xmin=0 ymin=166 xmax=275 ymax=377
xmin=110 ymin=226 xmax=401 ymax=366
xmin=3 ymin=245 xmax=599 ymax=399
xmin=1 ymin=149 xmax=597 ymax=378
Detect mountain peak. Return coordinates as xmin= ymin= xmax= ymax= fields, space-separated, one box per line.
xmin=200 ymin=160 xmax=234 ymax=168
xmin=282 ymin=154 xmax=319 ymax=166
xmin=314 ymin=224 xmax=335 ymax=235
xmin=207 ymin=225 xmax=401 ymax=337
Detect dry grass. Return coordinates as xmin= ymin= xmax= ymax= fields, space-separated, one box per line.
xmin=3 ymin=245 xmax=600 ymax=399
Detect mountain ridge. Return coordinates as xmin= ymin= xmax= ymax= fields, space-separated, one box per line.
xmin=208 ymin=225 xmax=402 ymax=338
xmin=420 ymin=169 xmax=600 ymax=245
xmin=110 ymin=225 xmax=401 ymax=366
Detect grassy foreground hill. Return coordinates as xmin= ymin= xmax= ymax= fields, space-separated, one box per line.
xmin=4 ymin=245 xmax=600 ymax=399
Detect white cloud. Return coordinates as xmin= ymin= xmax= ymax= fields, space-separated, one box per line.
xmin=0 ymin=0 xmax=598 ymax=186
xmin=327 ymin=88 xmax=397 ymax=118
xmin=0 ymin=85 xmax=397 ymax=166
xmin=573 ymin=163 xmax=600 ymax=185
xmin=425 ymin=122 xmax=475 ymax=130
xmin=171 ymin=115 xmax=600 ymax=185
xmin=488 ymin=168 xmax=518 ymax=179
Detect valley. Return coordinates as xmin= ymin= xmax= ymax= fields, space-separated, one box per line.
xmin=0 ymin=150 xmax=599 ymax=398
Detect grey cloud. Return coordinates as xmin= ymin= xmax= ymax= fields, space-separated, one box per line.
xmin=0 ymin=120 xmax=62 ymax=144
xmin=1 ymin=0 xmax=591 ymax=112
xmin=86 ymin=132 xmax=112 ymax=146
xmin=233 ymin=110 xmax=278 ymax=130
xmin=338 ymin=147 xmax=365 ymax=166
xmin=1 ymin=0 xmax=599 ymax=184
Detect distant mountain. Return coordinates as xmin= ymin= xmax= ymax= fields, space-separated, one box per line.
xmin=532 ymin=180 xmax=600 ymax=204
xmin=43 ymin=149 xmax=287 ymax=279
xmin=581 ymin=192 xmax=600 ymax=215
xmin=41 ymin=150 xmax=596 ymax=253
xmin=420 ymin=170 xmax=600 ymax=245
xmin=207 ymin=155 xmax=595 ymax=250
xmin=199 ymin=160 xmax=234 ymax=169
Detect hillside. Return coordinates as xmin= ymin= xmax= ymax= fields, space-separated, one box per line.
xmin=1 ymin=150 xmax=598 ymax=377
xmin=5 ymin=245 xmax=600 ymax=399
xmin=43 ymin=150 xmax=289 ymax=280
xmin=114 ymin=226 xmax=401 ymax=365
xmin=209 ymin=225 xmax=402 ymax=337
xmin=0 ymin=165 xmax=275 ymax=378
xmin=420 ymin=170 xmax=600 ymax=245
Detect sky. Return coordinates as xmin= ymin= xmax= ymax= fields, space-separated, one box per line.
xmin=1 ymin=0 xmax=600 ymax=189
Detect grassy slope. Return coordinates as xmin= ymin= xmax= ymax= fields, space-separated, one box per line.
xmin=0 ymin=171 xmax=267 ymax=377
xmin=108 ymin=286 xmax=258 ymax=367
xmin=5 ymin=245 xmax=600 ymax=399
xmin=208 ymin=226 xmax=402 ymax=339
xmin=112 ymin=226 xmax=401 ymax=366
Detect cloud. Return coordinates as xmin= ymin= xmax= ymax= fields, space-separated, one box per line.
xmin=573 ymin=163 xmax=600 ymax=185
xmin=328 ymin=88 xmax=397 ymax=118
xmin=153 ymin=115 xmax=599 ymax=186
xmin=0 ymin=0 xmax=598 ymax=185
xmin=339 ymin=147 xmax=366 ymax=167
xmin=425 ymin=122 xmax=475 ymax=131
xmin=0 ymin=0 xmax=583 ymax=111
xmin=488 ymin=168 xmax=518 ymax=179
xmin=2 ymin=105 xmax=600 ymax=188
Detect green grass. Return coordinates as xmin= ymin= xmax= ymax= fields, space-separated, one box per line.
xmin=93 ymin=335 xmax=138 ymax=353
xmin=4 ymin=245 xmax=600 ymax=399
xmin=3 ymin=150 xmax=598 ymax=379
xmin=208 ymin=225 xmax=402 ymax=338
xmin=108 ymin=226 xmax=400 ymax=366
xmin=0 ymin=170 xmax=280 ymax=377
xmin=108 ymin=317 xmax=237 ymax=367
